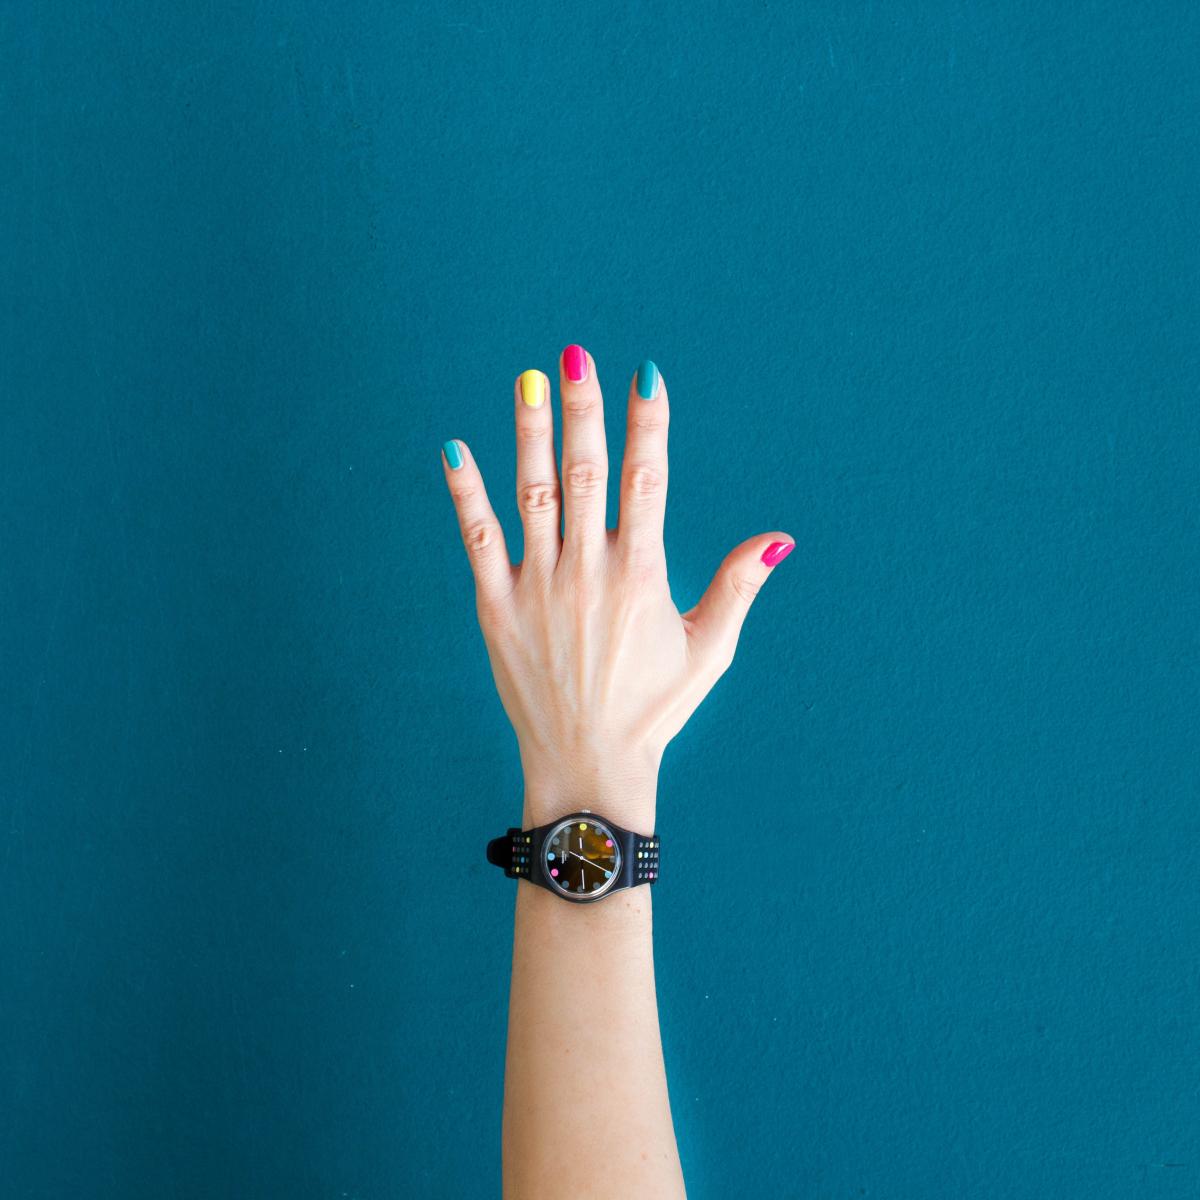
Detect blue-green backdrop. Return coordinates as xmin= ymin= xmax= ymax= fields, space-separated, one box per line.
xmin=2 ymin=3 xmax=1197 ymax=1197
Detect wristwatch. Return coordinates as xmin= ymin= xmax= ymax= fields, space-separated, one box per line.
xmin=486 ymin=811 xmax=660 ymax=903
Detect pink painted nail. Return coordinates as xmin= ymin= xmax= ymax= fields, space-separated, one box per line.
xmin=563 ymin=344 xmax=588 ymax=383
xmin=761 ymin=541 xmax=795 ymax=567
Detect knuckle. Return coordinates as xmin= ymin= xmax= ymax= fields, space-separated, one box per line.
xmin=564 ymin=461 xmax=606 ymax=496
xmin=518 ymin=480 xmax=559 ymax=516
xmin=630 ymin=408 xmax=668 ymax=433
xmin=625 ymin=463 xmax=665 ymax=501
xmin=464 ymin=518 xmax=500 ymax=553
xmin=564 ymin=392 xmax=598 ymax=417
xmin=516 ymin=422 xmax=548 ymax=447
xmin=729 ymin=573 xmax=761 ymax=605
xmin=448 ymin=483 xmax=477 ymax=506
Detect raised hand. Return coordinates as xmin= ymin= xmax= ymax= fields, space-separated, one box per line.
xmin=441 ymin=346 xmax=792 ymax=831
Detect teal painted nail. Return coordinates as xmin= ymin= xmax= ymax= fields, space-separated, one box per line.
xmin=442 ymin=439 xmax=464 ymax=470
xmin=636 ymin=359 xmax=659 ymax=400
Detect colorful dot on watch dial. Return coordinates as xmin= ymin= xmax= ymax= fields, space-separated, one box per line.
xmin=579 ymin=823 xmax=588 ymax=831
xmin=605 ymin=839 xmax=613 ymax=848
xmin=547 ymin=851 xmax=555 ymax=860
xmin=550 ymin=868 xmax=559 ymax=878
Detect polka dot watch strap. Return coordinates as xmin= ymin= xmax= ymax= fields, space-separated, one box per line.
xmin=506 ymin=829 xmax=534 ymax=879
xmin=633 ymin=834 xmax=660 ymax=885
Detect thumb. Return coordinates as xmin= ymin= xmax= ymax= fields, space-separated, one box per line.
xmin=683 ymin=533 xmax=795 ymax=674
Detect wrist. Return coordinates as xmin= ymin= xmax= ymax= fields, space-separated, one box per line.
xmin=520 ymin=767 xmax=658 ymax=835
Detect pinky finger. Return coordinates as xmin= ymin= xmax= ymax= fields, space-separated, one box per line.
xmin=441 ymin=439 xmax=516 ymax=623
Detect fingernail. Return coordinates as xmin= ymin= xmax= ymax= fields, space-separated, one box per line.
xmin=442 ymin=439 xmax=464 ymax=470
xmin=519 ymin=370 xmax=546 ymax=408
xmin=563 ymin=344 xmax=588 ymax=383
xmin=761 ymin=541 xmax=794 ymax=567
xmin=636 ymin=359 xmax=659 ymax=400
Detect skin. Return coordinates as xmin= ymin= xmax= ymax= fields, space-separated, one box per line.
xmin=441 ymin=348 xmax=790 ymax=1199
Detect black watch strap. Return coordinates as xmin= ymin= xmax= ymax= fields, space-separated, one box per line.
xmin=486 ymin=812 xmax=659 ymax=902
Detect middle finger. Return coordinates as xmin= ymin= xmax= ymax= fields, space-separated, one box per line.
xmin=557 ymin=343 xmax=609 ymax=564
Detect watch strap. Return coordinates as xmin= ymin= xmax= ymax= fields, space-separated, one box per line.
xmin=631 ymin=832 xmax=660 ymax=885
xmin=486 ymin=827 xmax=533 ymax=880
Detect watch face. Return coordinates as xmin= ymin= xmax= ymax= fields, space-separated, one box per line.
xmin=542 ymin=817 xmax=621 ymax=899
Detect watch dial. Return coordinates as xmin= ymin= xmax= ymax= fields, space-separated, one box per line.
xmin=543 ymin=818 xmax=620 ymax=898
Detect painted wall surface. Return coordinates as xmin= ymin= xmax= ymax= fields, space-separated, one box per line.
xmin=2 ymin=4 xmax=1196 ymax=1197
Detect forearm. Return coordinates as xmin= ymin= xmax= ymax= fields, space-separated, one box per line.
xmin=501 ymin=792 xmax=685 ymax=1199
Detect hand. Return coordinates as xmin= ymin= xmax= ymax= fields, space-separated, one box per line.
xmin=441 ymin=347 xmax=792 ymax=832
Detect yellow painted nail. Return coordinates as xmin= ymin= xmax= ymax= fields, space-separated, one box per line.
xmin=519 ymin=370 xmax=545 ymax=408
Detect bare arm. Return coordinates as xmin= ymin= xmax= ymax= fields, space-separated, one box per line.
xmin=504 ymin=867 xmax=679 ymax=1195
xmin=441 ymin=347 xmax=792 ymax=1198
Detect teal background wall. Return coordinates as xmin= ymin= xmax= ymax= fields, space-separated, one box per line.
xmin=2 ymin=3 xmax=1197 ymax=1197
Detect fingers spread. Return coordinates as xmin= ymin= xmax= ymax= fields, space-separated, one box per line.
xmin=557 ymin=344 xmax=608 ymax=563
xmin=513 ymin=369 xmax=561 ymax=576
xmin=683 ymin=532 xmax=795 ymax=678
xmin=441 ymin=439 xmax=516 ymax=626
xmin=617 ymin=359 xmax=669 ymax=568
